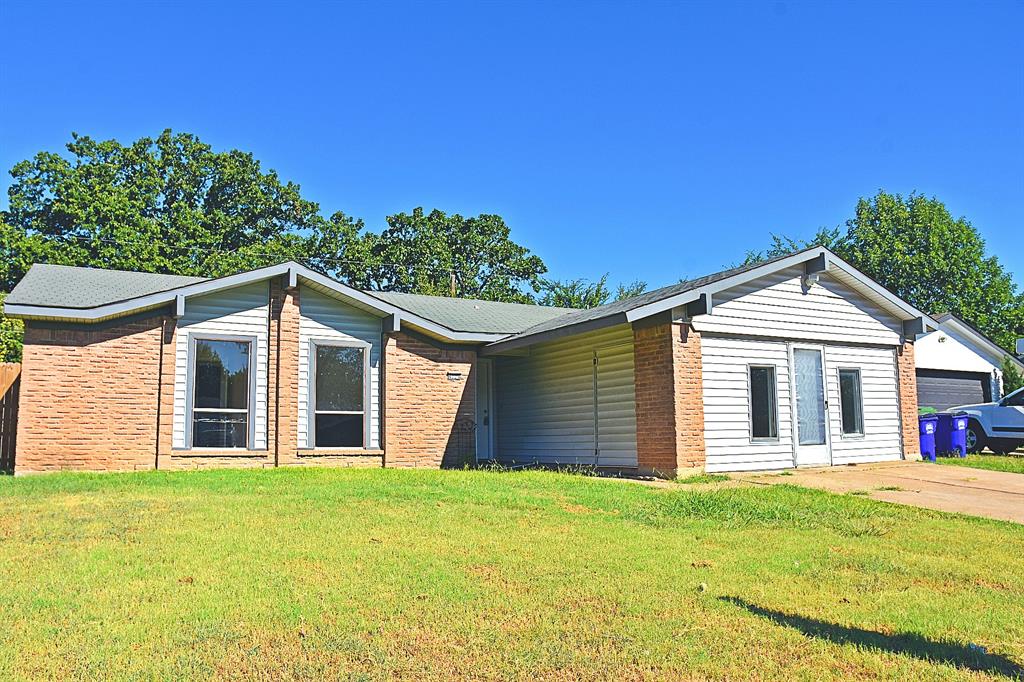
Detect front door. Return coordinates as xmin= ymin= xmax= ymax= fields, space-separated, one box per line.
xmin=475 ymin=359 xmax=494 ymax=461
xmin=792 ymin=346 xmax=831 ymax=466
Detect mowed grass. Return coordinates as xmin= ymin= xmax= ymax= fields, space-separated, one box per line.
xmin=938 ymin=454 xmax=1024 ymax=475
xmin=1 ymin=468 xmax=1023 ymax=681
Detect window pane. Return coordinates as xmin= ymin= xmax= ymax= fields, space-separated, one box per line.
xmin=316 ymin=346 xmax=364 ymax=412
xmin=749 ymin=366 xmax=778 ymax=439
xmin=839 ymin=369 xmax=864 ymax=435
xmin=315 ymin=413 xmax=363 ymax=447
xmin=193 ymin=412 xmax=248 ymax=448
xmin=194 ymin=340 xmax=250 ymax=409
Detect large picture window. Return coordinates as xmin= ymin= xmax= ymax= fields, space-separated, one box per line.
xmin=838 ymin=368 xmax=865 ymax=436
xmin=749 ymin=365 xmax=779 ymax=440
xmin=312 ymin=343 xmax=367 ymax=447
xmin=191 ymin=338 xmax=251 ymax=448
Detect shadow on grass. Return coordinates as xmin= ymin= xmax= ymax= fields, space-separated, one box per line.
xmin=720 ymin=597 xmax=1023 ymax=677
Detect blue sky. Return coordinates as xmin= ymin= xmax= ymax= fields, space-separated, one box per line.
xmin=1 ymin=0 xmax=1021 ymax=290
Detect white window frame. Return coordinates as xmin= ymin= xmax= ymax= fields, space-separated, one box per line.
xmin=308 ymin=338 xmax=371 ymax=449
xmin=185 ymin=333 xmax=258 ymax=450
xmin=837 ymin=366 xmax=866 ymax=438
xmin=747 ymin=363 xmax=780 ymax=443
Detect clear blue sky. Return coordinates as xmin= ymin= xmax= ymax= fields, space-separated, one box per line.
xmin=1 ymin=0 xmax=1021 ymax=290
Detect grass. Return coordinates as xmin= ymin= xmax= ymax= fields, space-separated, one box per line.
xmin=1 ymin=468 xmax=1023 ymax=681
xmin=937 ymin=454 xmax=1024 ymax=475
xmin=676 ymin=472 xmax=729 ymax=484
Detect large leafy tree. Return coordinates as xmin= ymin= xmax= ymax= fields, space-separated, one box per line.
xmin=0 ymin=129 xmax=365 ymax=291
xmin=359 ymin=208 xmax=547 ymax=303
xmin=745 ymin=191 xmax=1024 ymax=352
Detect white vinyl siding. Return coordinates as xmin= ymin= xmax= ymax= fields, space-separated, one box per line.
xmin=696 ymin=267 xmax=903 ymax=346
xmin=495 ymin=324 xmax=637 ymax=467
xmin=702 ymin=337 xmax=795 ymax=472
xmin=173 ymin=281 xmax=270 ymax=449
xmin=701 ymin=335 xmax=902 ymax=472
xmin=824 ymin=346 xmax=901 ymax=464
xmin=298 ymin=286 xmax=382 ymax=449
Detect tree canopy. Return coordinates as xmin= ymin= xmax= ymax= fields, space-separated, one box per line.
xmin=1 ymin=131 xmax=548 ymax=303
xmin=538 ymin=274 xmax=648 ymax=309
xmin=0 ymin=130 xmax=366 ymax=291
xmin=744 ymin=191 xmax=1024 ymax=353
xmin=357 ymin=208 xmax=547 ymax=303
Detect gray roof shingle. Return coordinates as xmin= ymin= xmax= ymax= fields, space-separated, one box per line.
xmin=364 ymin=291 xmax=576 ymax=334
xmin=6 ymin=264 xmax=207 ymax=309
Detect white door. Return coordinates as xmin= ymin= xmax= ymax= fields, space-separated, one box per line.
xmin=475 ymin=359 xmax=495 ymax=461
xmin=792 ymin=345 xmax=831 ymax=466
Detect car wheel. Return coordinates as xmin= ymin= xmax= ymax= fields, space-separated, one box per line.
xmin=965 ymin=421 xmax=986 ymax=454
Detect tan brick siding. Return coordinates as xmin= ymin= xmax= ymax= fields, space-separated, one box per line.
xmin=633 ymin=321 xmax=705 ymax=477
xmin=896 ymin=339 xmax=921 ymax=460
xmin=672 ymin=323 xmax=706 ymax=468
xmin=15 ymin=317 xmax=165 ymax=473
xmin=384 ymin=333 xmax=476 ymax=468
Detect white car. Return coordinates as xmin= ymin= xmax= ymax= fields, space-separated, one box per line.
xmin=951 ymin=386 xmax=1024 ymax=454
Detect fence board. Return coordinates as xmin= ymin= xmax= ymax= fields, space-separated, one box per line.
xmin=0 ymin=364 xmax=21 ymax=472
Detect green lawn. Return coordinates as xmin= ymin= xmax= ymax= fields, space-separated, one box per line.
xmin=1 ymin=468 xmax=1023 ymax=681
xmin=937 ymin=454 xmax=1024 ymax=475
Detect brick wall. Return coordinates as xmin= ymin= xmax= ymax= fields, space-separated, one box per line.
xmin=896 ymin=339 xmax=921 ymax=460
xmin=15 ymin=317 xmax=166 ymax=473
xmin=384 ymin=332 xmax=476 ymax=468
xmin=672 ymin=323 xmax=706 ymax=469
xmin=632 ymin=321 xmax=705 ymax=478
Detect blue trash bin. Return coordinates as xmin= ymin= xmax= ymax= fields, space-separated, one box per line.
xmin=919 ymin=414 xmax=938 ymax=462
xmin=935 ymin=413 xmax=969 ymax=458
xmin=951 ymin=413 xmax=968 ymax=457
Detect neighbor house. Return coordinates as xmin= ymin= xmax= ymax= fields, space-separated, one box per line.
xmin=3 ymin=247 xmax=930 ymax=476
xmin=914 ymin=313 xmax=1023 ymax=411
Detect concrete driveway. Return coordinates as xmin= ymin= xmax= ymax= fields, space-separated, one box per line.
xmin=741 ymin=461 xmax=1024 ymax=524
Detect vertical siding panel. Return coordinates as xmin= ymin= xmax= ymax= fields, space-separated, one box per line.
xmin=701 ymin=336 xmax=795 ymax=472
xmin=495 ymin=325 xmax=636 ymax=467
xmin=298 ymin=287 xmax=383 ymax=449
xmin=824 ymin=346 xmax=902 ymax=464
xmin=172 ymin=281 xmax=270 ymax=449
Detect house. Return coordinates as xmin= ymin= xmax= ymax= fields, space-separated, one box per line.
xmin=3 ymin=247 xmax=930 ymax=476
xmin=914 ymin=313 xmax=1023 ymax=411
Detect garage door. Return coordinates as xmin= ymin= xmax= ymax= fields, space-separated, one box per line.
xmin=916 ymin=369 xmax=990 ymax=411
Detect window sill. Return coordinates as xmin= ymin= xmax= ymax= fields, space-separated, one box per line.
xmin=170 ymin=449 xmax=270 ymax=458
xmin=296 ymin=448 xmax=384 ymax=457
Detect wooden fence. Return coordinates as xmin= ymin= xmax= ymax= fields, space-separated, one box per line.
xmin=0 ymin=363 xmax=20 ymax=472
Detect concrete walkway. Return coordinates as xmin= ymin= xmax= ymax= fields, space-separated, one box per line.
xmin=741 ymin=461 xmax=1024 ymax=524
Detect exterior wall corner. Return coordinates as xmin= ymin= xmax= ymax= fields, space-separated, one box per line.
xmin=897 ymin=338 xmax=922 ymax=460
xmin=633 ymin=321 xmax=706 ymax=478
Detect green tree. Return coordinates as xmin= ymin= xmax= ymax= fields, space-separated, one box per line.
xmin=539 ymin=274 xmax=612 ymax=308
xmin=538 ymin=275 xmax=648 ymax=309
xmin=1002 ymin=356 xmax=1024 ymax=394
xmin=745 ymin=191 xmax=1024 ymax=352
xmin=0 ymin=294 xmax=23 ymax=363
xmin=0 ymin=129 xmax=366 ymax=291
xmin=360 ymin=208 xmax=546 ymax=303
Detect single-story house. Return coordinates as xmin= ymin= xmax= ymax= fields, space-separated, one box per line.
xmin=4 ymin=246 xmax=930 ymax=476
xmin=915 ymin=313 xmax=1024 ymax=411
